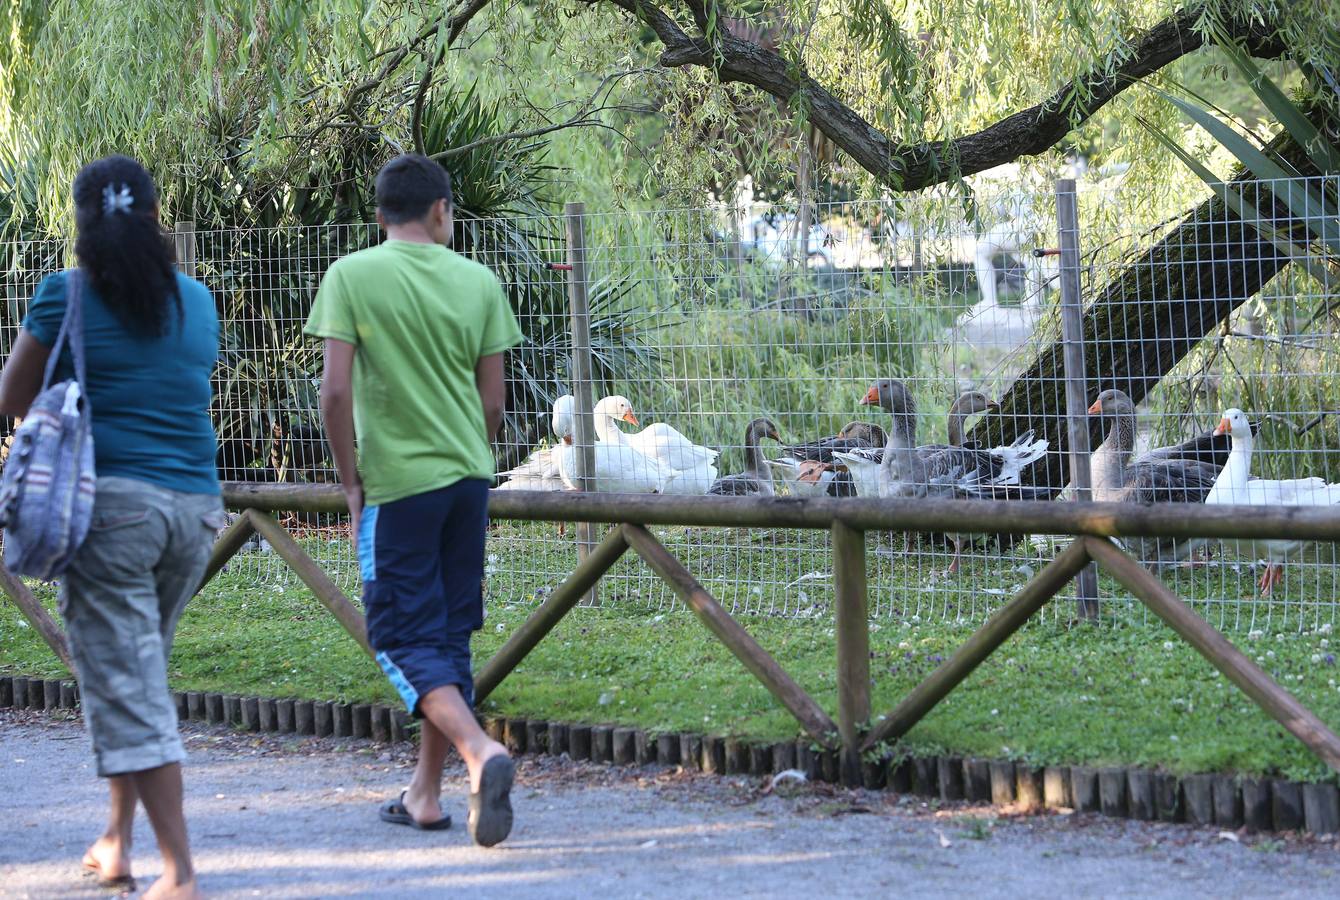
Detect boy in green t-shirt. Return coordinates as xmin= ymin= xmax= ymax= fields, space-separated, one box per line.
xmin=305 ymin=153 xmax=522 ymax=847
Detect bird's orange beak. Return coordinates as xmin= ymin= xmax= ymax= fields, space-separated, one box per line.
xmin=769 ymin=428 xmax=781 ymax=442
xmin=1087 ymin=398 xmax=1103 ymax=415
xmin=622 ymin=410 xmax=640 ymax=426
xmin=1214 ymin=417 xmax=1231 ymax=436
xmin=562 ymin=434 xmax=573 ymax=445
xmin=859 ymin=386 xmax=879 ymax=406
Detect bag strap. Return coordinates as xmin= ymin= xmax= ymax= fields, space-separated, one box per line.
xmin=40 ymin=269 xmax=86 ymax=392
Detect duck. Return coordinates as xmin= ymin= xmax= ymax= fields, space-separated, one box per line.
xmin=946 ymin=391 xmax=996 ymax=446
xmin=708 ymin=418 xmax=782 ymax=496
xmin=1204 ymin=408 xmax=1340 ymax=595
xmin=765 ymin=421 xmax=881 ymax=498
xmin=781 ymin=421 xmax=887 ymax=464
xmin=598 ymin=397 xmax=719 ymax=495
xmin=1091 ymin=394 xmax=1242 ymax=487
xmin=1087 ymin=389 xmax=1219 ymax=568
xmin=495 ymin=395 xmax=574 ymax=491
xmin=839 ymin=397 xmax=1052 ymax=574
xmin=556 ymin=396 xmax=671 ymax=493
xmin=855 ymin=379 xmax=1050 ymax=489
xmin=765 ymin=454 xmax=857 ymax=497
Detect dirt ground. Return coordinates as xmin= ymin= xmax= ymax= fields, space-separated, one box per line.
xmin=1 ymin=708 xmax=1337 ymax=898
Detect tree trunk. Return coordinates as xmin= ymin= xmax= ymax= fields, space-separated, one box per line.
xmin=967 ymin=134 xmax=1314 ymax=492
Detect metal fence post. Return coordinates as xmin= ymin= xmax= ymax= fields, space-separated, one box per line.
xmin=173 ymin=221 xmax=197 ymax=277
xmin=565 ymin=202 xmax=599 ymax=605
xmin=1055 ymin=180 xmax=1099 ymax=619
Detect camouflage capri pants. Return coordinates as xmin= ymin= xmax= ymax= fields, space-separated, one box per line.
xmin=60 ymin=476 xmax=226 ymax=777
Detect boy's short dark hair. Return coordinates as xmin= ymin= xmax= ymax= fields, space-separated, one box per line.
xmin=375 ymin=154 xmax=453 ymax=225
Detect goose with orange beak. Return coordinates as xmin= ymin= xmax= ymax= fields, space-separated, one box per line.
xmin=592 ymin=395 xmax=719 ymax=494
xmin=555 ymin=396 xmax=672 ymax=493
xmin=1204 ymin=407 xmax=1340 ymax=596
xmin=854 ymin=379 xmax=1049 ymax=489
xmin=1086 ymin=388 xmax=1218 ymax=569
xmin=840 ymin=379 xmax=1052 ymax=575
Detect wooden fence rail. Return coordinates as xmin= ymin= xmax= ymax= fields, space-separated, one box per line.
xmin=224 ymin=482 xmax=1340 ymax=543
xmin=4 ymin=482 xmax=1340 ymax=787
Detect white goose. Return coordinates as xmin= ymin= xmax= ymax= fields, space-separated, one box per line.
xmin=597 ymin=396 xmax=719 ymax=495
xmin=557 ymin=396 xmax=671 ymax=493
xmin=1205 ymin=408 xmax=1340 ymax=596
xmin=495 ymin=395 xmax=574 ymax=491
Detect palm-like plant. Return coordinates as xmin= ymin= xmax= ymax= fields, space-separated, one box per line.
xmin=1138 ymin=44 xmax=1340 ymax=478
xmin=1 ymin=77 xmax=660 ymax=478
xmin=184 ymin=81 xmax=659 ymax=477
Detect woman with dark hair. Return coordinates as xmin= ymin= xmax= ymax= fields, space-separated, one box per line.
xmin=0 ymin=155 xmax=220 ymax=900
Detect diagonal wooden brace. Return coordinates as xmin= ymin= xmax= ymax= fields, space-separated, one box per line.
xmin=197 ymin=509 xmax=260 ymax=593
xmin=622 ymin=523 xmax=840 ymax=747
xmin=0 ymin=561 xmax=74 ymax=672
xmin=1086 ymin=536 xmax=1340 ymax=775
xmin=475 ymin=526 xmax=630 ymax=705
xmin=247 ymin=511 xmax=374 ymax=659
xmin=861 ymin=538 xmax=1092 ymax=753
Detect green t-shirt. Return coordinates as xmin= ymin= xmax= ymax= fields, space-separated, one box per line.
xmin=304 ymin=239 xmax=522 ymax=506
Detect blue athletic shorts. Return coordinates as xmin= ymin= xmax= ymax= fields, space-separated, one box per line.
xmin=357 ymin=478 xmax=489 ymax=717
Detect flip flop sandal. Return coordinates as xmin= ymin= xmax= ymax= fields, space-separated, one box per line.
xmin=468 ymin=754 xmax=515 ymax=847
xmin=82 ymin=860 xmax=137 ymax=892
xmin=378 ymin=790 xmax=453 ymax=831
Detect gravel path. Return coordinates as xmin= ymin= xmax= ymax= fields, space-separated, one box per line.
xmin=1 ymin=708 xmax=1337 ymax=898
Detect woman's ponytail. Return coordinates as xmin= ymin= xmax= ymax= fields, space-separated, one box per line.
xmin=72 ymin=155 xmax=180 ymax=337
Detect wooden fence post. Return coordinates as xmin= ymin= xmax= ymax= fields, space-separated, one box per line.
xmin=197 ymin=511 xmax=259 ymax=593
xmin=565 ymin=202 xmax=599 ymax=605
xmin=173 ymin=221 xmax=197 ymax=277
xmin=1055 ymin=180 xmax=1100 ymax=619
xmin=832 ymin=521 xmax=870 ymax=787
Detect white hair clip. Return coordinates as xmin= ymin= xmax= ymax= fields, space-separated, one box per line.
xmin=102 ymin=183 xmax=134 ymax=215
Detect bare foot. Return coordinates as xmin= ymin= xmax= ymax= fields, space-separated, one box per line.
xmin=402 ymin=786 xmax=448 ymax=826
xmin=82 ymin=835 xmax=132 ymax=883
xmin=465 ymin=738 xmax=509 ymax=793
xmin=141 ymin=875 xmax=204 ymax=900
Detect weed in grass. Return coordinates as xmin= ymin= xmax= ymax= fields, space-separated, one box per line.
xmin=954 ymin=817 xmax=995 ymax=841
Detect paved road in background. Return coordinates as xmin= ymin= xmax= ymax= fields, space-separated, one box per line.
xmin=1 ymin=709 xmax=1336 ymax=898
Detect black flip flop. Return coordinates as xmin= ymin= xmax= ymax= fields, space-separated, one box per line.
xmin=468 ymin=754 xmax=515 ymax=847
xmin=379 ymin=790 xmax=453 ymax=831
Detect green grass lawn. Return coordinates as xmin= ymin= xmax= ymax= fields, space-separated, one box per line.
xmin=3 ymin=522 xmax=1339 ymax=783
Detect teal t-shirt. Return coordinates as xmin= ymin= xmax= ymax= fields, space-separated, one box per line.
xmin=22 ymin=269 xmax=221 ymax=495
xmin=304 ymin=240 xmax=522 ymax=506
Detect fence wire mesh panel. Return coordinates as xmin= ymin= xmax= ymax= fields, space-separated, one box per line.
xmin=0 ymin=173 xmax=1337 ymax=630
xmin=1117 ymin=174 xmax=1340 ymax=633
xmin=197 ymin=224 xmax=380 ymax=592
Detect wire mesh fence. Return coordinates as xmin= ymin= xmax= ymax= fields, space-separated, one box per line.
xmin=1 ymin=172 xmax=1337 ymax=630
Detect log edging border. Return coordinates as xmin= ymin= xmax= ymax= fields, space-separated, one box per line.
xmin=4 ymin=675 xmax=1337 ymax=836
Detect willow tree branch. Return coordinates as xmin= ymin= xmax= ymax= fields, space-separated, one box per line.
xmin=603 ymin=0 xmax=1286 ymax=191
xmin=428 ymin=68 xmax=652 ymax=161
xmin=342 ymin=0 xmax=496 ymax=121
xmin=682 ymin=0 xmax=710 ymax=33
